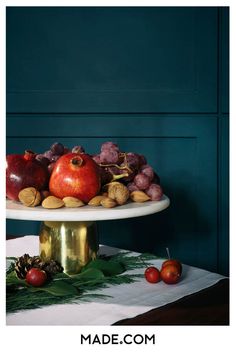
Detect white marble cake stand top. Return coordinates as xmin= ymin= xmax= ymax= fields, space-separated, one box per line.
xmin=6 ymin=195 xmax=170 ymax=221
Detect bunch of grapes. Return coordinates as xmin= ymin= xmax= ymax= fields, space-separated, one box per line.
xmin=36 ymin=142 xmax=85 ymax=175
xmin=92 ymin=141 xmax=163 ymax=201
xmin=35 ymin=141 xmax=163 ymax=201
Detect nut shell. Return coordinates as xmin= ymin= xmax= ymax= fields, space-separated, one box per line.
xmin=107 ymin=182 xmax=130 ymax=205
xmin=100 ymin=197 xmax=117 ymax=208
xmin=130 ymin=191 xmax=150 ymax=203
xmin=62 ymin=196 xmax=84 ymax=208
xmin=42 ymin=196 xmax=64 ymax=209
xmin=18 ymin=187 xmax=41 ymax=207
xmin=88 ymin=195 xmax=106 ymax=206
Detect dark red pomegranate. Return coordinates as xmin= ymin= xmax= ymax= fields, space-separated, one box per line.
xmin=6 ymin=151 xmax=49 ymax=201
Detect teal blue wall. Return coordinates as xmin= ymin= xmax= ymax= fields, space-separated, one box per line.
xmin=6 ymin=7 xmax=229 ymax=275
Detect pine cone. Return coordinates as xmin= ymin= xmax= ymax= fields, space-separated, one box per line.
xmin=14 ymin=254 xmax=63 ymax=279
xmin=15 ymin=254 xmax=44 ymax=279
xmin=42 ymin=260 xmax=64 ymax=278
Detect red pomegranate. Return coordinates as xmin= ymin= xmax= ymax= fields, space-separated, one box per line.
xmin=6 ymin=151 xmax=49 ymax=201
xmin=49 ymin=153 xmax=101 ymax=203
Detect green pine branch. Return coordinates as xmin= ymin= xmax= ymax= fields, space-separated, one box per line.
xmin=6 ymin=251 xmax=159 ymax=314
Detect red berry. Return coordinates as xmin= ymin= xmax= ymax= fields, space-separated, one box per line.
xmin=26 ymin=268 xmax=47 ymax=287
xmin=160 ymin=265 xmax=181 ymax=284
xmin=144 ymin=266 xmax=161 ymax=283
xmin=161 ymin=259 xmax=182 ymax=275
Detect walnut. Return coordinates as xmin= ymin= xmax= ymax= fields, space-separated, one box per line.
xmin=107 ymin=182 xmax=129 ymax=205
xmin=18 ymin=187 xmax=41 ymax=207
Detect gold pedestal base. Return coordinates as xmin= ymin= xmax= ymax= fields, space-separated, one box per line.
xmin=39 ymin=221 xmax=98 ymax=274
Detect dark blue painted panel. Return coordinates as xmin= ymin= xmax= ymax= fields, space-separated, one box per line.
xmin=220 ymin=8 xmax=229 ymax=113
xmin=7 ymin=7 xmax=217 ymax=113
xmin=6 ymin=114 xmax=216 ymax=138
xmin=218 ymin=114 xmax=229 ymax=275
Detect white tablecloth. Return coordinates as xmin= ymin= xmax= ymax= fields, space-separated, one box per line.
xmin=6 ymin=236 xmax=226 ymax=325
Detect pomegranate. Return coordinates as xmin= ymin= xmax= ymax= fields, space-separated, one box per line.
xmin=6 ymin=151 xmax=49 ymax=201
xmin=49 ymin=153 xmax=101 ymax=203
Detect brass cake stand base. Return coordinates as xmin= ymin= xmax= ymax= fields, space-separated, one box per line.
xmin=6 ymin=196 xmax=170 ymax=274
xmin=39 ymin=221 xmax=99 ymax=274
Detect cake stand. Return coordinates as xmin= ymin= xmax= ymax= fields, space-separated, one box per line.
xmin=6 ymin=196 xmax=170 ymax=274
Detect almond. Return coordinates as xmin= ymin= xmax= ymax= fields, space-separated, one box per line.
xmin=88 ymin=195 xmax=106 ymax=206
xmin=130 ymin=191 xmax=150 ymax=203
xmin=100 ymin=197 xmax=117 ymax=208
xmin=63 ymin=197 xmax=84 ymax=208
xmin=18 ymin=187 xmax=41 ymax=207
xmin=42 ymin=196 xmax=64 ymax=209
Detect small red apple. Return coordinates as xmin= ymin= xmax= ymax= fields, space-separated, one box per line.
xmin=49 ymin=153 xmax=101 ymax=203
xmin=160 ymin=265 xmax=181 ymax=284
xmin=161 ymin=259 xmax=182 ymax=275
xmin=144 ymin=266 xmax=161 ymax=283
xmin=26 ymin=268 xmax=47 ymax=287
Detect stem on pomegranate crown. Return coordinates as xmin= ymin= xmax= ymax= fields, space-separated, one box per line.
xmin=71 ymin=156 xmax=83 ymax=167
xmin=24 ymin=150 xmax=36 ymax=161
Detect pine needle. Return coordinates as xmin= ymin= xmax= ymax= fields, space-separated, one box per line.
xmin=6 ymin=251 xmax=159 ymax=314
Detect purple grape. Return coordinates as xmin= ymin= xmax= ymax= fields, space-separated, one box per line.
xmin=127 ymin=182 xmax=139 ymax=192
xmin=35 ymin=154 xmax=50 ymax=166
xmin=119 ymin=165 xmax=136 ymax=183
xmin=107 ymin=166 xmax=120 ymax=175
xmin=117 ymin=153 xmax=125 ymax=165
xmin=51 ymin=154 xmax=61 ymax=162
xmin=145 ymin=184 xmax=163 ymax=201
xmin=138 ymin=154 xmax=147 ymax=167
xmin=63 ymin=147 xmax=70 ymax=154
xmin=126 ymin=153 xmax=140 ymax=171
xmin=140 ymin=164 xmax=154 ymax=181
xmin=72 ymin=145 xmax=85 ymax=154
xmin=100 ymin=149 xmax=119 ymax=164
xmin=101 ymin=141 xmax=119 ymax=153
xmin=99 ymin=167 xmax=113 ymax=185
xmin=44 ymin=150 xmax=54 ymax=162
xmin=50 ymin=142 xmax=64 ymax=155
xmin=92 ymin=154 xmax=101 ymax=164
xmin=48 ymin=162 xmax=56 ymax=174
xmin=101 ymin=166 xmax=121 ymax=184
xmin=134 ymin=173 xmax=150 ymax=190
